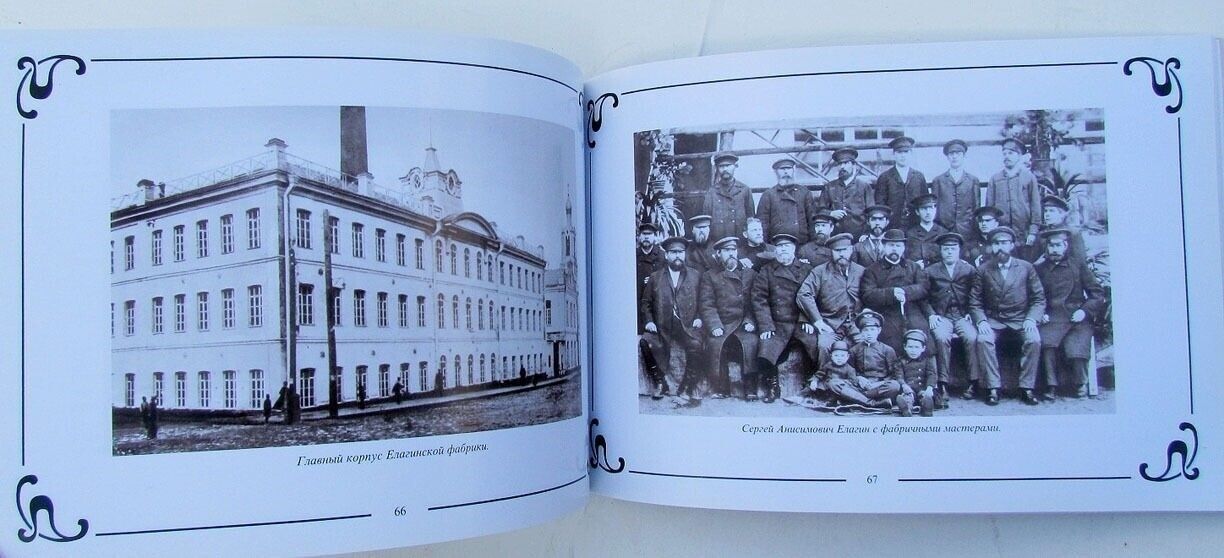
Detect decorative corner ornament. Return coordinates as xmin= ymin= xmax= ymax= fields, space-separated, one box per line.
xmin=1123 ymin=56 xmax=1182 ymax=114
xmin=17 ymin=54 xmax=87 ymax=120
xmin=1139 ymin=422 xmax=1199 ymax=482
xmin=15 ymin=474 xmax=89 ymax=543
xmin=588 ymin=418 xmax=625 ymax=473
xmin=584 ymin=93 xmax=619 ymax=148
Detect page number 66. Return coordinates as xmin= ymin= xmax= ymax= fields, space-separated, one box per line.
xmin=393 ymin=506 xmax=407 ymax=516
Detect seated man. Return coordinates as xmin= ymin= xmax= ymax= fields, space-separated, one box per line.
xmin=698 ymin=236 xmax=760 ymax=401
xmin=1035 ymin=228 xmax=1106 ymax=400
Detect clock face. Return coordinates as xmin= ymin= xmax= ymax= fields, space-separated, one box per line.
xmin=408 ymin=169 xmax=423 ymax=191
xmin=445 ymin=171 xmax=461 ymax=196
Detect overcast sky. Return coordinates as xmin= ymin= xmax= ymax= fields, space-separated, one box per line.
xmin=111 ymin=106 xmax=577 ymax=265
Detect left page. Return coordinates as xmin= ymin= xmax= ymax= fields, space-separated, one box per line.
xmin=0 ymin=30 xmax=588 ymax=557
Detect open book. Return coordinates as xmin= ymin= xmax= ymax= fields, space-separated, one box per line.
xmin=3 ymin=31 xmax=1221 ymax=556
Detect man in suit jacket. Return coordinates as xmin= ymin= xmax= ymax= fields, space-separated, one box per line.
xmin=816 ymin=147 xmax=875 ymax=238
xmin=750 ymin=234 xmax=819 ymax=403
xmin=964 ymin=206 xmax=1004 ymax=267
xmin=919 ymin=232 xmax=980 ymax=401
xmin=685 ymin=214 xmax=718 ymax=274
xmin=756 ymin=158 xmax=812 ymax=245
xmin=852 ymin=205 xmax=892 ymax=267
xmin=874 ymin=136 xmax=929 ymax=227
xmin=1035 ymin=229 xmax=1106 ymax=400
xmin=702 ymin=152 xmax=756 ymax=242
xmin=905 ymin=193 xmax=948 ymax=268
xmin=698 ymin=236 xmax=759 ymax=400
xmin=861 ymin=229 xmax=929 ymax=354
xmin=969 ymin=226 xmax=1047 ymax=406
xmin=985 ymin=138 xmax=1042 ymax=248
xmin=797 ymin=210 xmax=837 ymax=267
xmin=796 ymin=233 xmax=865 ymax=364
xmin=1028 ymin=195 xmax=1087 ymax=265
xmin=641 ymin=237 xmax=704 ymax=403
xmin=930 ymin=139 xmax=981 ymax=237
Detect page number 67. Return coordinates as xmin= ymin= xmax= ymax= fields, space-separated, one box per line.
xmin=866 ymin=475 xmax=879 ymax=484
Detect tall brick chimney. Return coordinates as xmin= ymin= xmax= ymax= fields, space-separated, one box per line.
xmin=340 ymin=106 xmax=368 ymax=181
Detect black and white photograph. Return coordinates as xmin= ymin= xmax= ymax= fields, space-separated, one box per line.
xmin=634 ymin=110 xmax=1113 ymax=417
xmin=110 ymin=106 xmax=582 ymax=454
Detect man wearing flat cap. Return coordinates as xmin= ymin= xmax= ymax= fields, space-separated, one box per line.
xmin=797 ymin=232 xmax=866 ymax=364
xmin=875 ymin=136 xmax=929 ymax=228
xmin=757 ymin=157 xmax=813 ymax=245
xmin=919 ymin=232 xmax=980 ymax=401
xmin=985 ymin=138 xmax=1042 ymax=249
xmin=861 ymin=228 xmax=930 ymax=353
xmin=685 ymin=214 xmax=718 ymax=274
xmin=1035 ymin=228 xmax=1106 ymax=400
xmin=931 ymin=139 xmax=981 ymax=237
xmin=905 ymin=193 xmax=949 ymax=268
xmin=641 ymin=236 xmax=704 ymax=403
xmin=816 ymin=147 xmax=875 ymax=238
xmin=797 ymin=210 xmax=837 ymax=267
xmin=702 ymin=152 xmax=756 ymax=243
xmin=751 ymin=233 xmax=820 ymax=403
xmin=852 ymin=205 xmax=893 ymax=267
xmin=1028 ymin=195 xmax=1087 ymax=266
xmin=969 ymin=226 xmax=1047 ymax=406
xmin=698 ymin=236 xmax=760 ymax=400
xmin=636 ymin=222 xmax=666 ymax=332
xmin=965 ymin=206 xmax=1004 ymax=267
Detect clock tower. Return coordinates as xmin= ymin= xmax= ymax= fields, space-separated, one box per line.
xmin=400 ymin=145 xmax=463 ymax=217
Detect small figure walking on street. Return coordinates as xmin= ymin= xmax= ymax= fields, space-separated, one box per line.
xmin=262 ymin=394 xmax=272 ymax=424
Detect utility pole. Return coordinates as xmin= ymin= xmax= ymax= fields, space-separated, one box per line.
xmin=323 ymin=209 xmax=339 ymax=418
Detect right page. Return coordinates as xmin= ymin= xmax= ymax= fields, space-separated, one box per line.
xmin=584 ymin=36 xmax=1224 ymax=512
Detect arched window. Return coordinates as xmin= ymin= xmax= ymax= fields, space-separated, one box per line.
xmin=477 ymin=299 xmax=485 ymax=330
xmin=465 ymin=298 xmax=472 ymax=329
xmin=434 ymin=239 xmax=443 ymax=272
xmin=489 ymin=304 xmax=495 ymax=330
xmin=480 ymin=354 xmax=486 ymax=382
xmin=436 ymin=294 xmax=445 ymax=329
xmin=449 ymin=244 xmax=457 ymax=275
xmin=438 ymin=356 xmax=447 ymax=388
xmin=487 ymin=255 xmax=493 ymax=282
xmin=464 ymin=248 xmax=471 ymax=277
xmin=476 ymin=252 xmax=484 ymax=280
xmin=451 ymin=295 xmax=460 ymax=329
xmin=467 ymin=355 xmax=474 ymax=385
xmin=491 ymin=353 xmax=497 ymax=381
xmin=453 ymin=355 xmax=461 ymax=387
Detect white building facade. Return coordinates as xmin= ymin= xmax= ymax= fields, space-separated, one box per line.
xmin=544 ymin=194 xmax=580 ymax=376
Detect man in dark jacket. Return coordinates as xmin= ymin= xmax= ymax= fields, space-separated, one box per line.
xmin=1028 ymin=195 xmax=1088 ymax=265
xmin=852 ymin=205 xmax=892 ymax=268
xmin=969 ymin=226 xmax=1047 ymax=406
xmin=930 ymin=139 xmax=981 ymax=237
xmin=636 ymin=222 xmax=668 ymax=396
xmin=985 ymin=138 xmax=1042 ymax=248
xmin=756 ymin=158 xmax=812 ymax=244
xmin=797 ymin=210 xmax=837 ymax=267
xmin=702 ymin=153 xmax=756 ymax=242
xmin=1035 ymin=229 xmax=1106 ymax=400
xmin=796 ymin=233 xmax=865 ymax=364
xmin=751 ymin=234 xmax=819 ymax=403
xmin=816 ymin=147 xmax=876 ymax=238
xmin=920 ymin=232 xmax=980 ymax=400
xmin=641 ymin=237 xmax=704 ymax=404
xmin=685 ymin=215 xmax=718 ymax=274
xmin=861 ymin=229 xmax=929 ymax=353
xmin=698 ymin=236 xmax=759 ymax=400
xmin=965 ymin=206 xmax=1004 ymax=267
xmin=874 ymin=136 xmax=929 ymax=227
xmin=905 ymin=193 xmax=948 ymax=268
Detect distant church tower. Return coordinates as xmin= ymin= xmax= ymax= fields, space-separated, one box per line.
xmin=562 ymin=191 xmax=577 ymax=279
xmin=400 ymin=145 xmax=463 ymax=217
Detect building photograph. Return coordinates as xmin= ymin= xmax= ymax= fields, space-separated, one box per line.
xmin=110 ymin=106 xmax=581 ymax=454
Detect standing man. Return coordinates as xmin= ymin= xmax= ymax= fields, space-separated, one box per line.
xmin=796 ymin=232 xmax=865 ymax=362
xmin=702 ymin=152 xmax=756 ymax=243
xmin=905 ymin=193 xmax=948 ymax=268
xmin=636 ymin=222 xmax=666 ymax=332
xmin=969 ymin=226 xmax=1047 ymax=406
xmin=920 ymin=232 xmax=979 ymax=402
xmin=931 ymin=139 xmax=981 ymax=237
xmin=756 ymin=158 xmax=812 ymax=244
xmin=875 ymin=136 xmax=929 ymax=227
xmin=985 ymin=138 xmax=1042 ymax=249
xmin=685 ymin=215 xmax=718 ymax=274
xmin=965 ymin=206 xmax=1004 ymax=267
xmin=817 ymin=147 xmax=875 ymax=238
xmin=640 ymin=237 xmax=704 ymax=404
xmin=861 ymin=229 xmax=929 ymax=353
xmin=698 ymin=236 xmax=760 ymax=400
xmin=263 ymin=394 xmax=273 ymax=423
xmin=751 ymin=234 xmax=820 ymax=403
xmin=797 ymin=210 xmax=837 ymax=267
xmin=852 ymin=205 xmax=892 ymax=267
xmin=1035 ymin=229 xmax=1106 ymax=400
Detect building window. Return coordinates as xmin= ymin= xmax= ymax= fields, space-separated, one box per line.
xmin=110 ymin=241 xmax=113 ymax=274
xmin=487 ymin=255 xmax=493 ymax=283
xmin=152 ymin=297 xmax=164 ymax=334
xmin=223 ymin=370 xmax=237 ymax=409
xmin=353 ymin=290 xmax=367 ymax=326
xmin=435 ymin=240 xmax=444 ymax=272
xmin=545 ymin=300 xmax=552 ymax=326
xmin=454 ymin=355 xmax=461 ymax=387
xmin=502 ymin=356 xmax=508 ymax=380
xmin=501 ymin=306 xmax=506 ymax=330
xmin=124 ymin=300 xmax=135 ymax=336
xmin=221 ymin=288 xmax=235 ymax=329
xmin=476 ymin=251 xmax=484 ymax=280
xmin=125 ymin=373 xmax=135 ymax=407
xmin=295 ymin=209 xmax=311 ymax=249
xmin=297 ymin=284 xmax=314 ymax=326
xmin=376 ymin=228 xmax=386 ymax=262
xmin=396 ymin=234 xmax=406 ymax=266
xmin=416 ymin=296 xmax=426 ymax=327
xmin=248 ymin=285 xmax=263 ymax=327
xmin=151 ymin=230 xmax=163 ymax=266
xmin=418 ymin=362 xmax=428 ymax=392
xmin=356 ymin=365 xmax=368 ymax=399
xmin=398 ymin=294 xmax=409 ymax=327
xmin=196 ymin=220 xmax=209 ymax=258
xmin=399 ymin=363 xmax=410 ymax=390
xmin=378 ymin=364 xmax=390 ymax=397
xmin=480 ymin=355 xmax=486 ymax=383
xmin=300 ymin=369 xmax=315 ymax=406
xmin=436 ymin=294 xmax=445 ymax=329
xmin=465 ymin=298 xmax=472 ymax=330
xmin=478 ymin=299 xmax=485 ymax=330
xmin=415 ymin=238 xmax=425 ymax=270
xmin=438 ymin=357 xmax=447 ymax=389
xmin=330 ymin=288 xmax=341 ymax=327
xmin=449 ymin=244 xmax=457 ymax=275
xmin=247 ymin=208 xmax=261 ymax=249
xmin=249 ymin=369 xmax=264 ymax=409
xmin=335 ymin=366 xmax=345 ymax=401
xmin=198 ymin=371 xmax=211 ymax=408
xmin=174 ymin=294 xmax=186 ymax=332
xmin=351 ymin=223 xmax=365 ymax=258
xmin=489 ymin=304 xmax=494 ymax=331
xmin=220 ymin=214 xmax=234 ymax=254
xmin=153 ymin=372 xmax=165 ymax=405
xmin=500 ymin=262 xmax=505 ymax=284
xmin=124 ymin=235 xmax=135 ymax=270
xmin=452 ymin=295 xmax=459 ymax=329
xmin=196 ymin=292 xmax=210 ymax=331
xmin=175 ymin=372 xmax=186 ymax=407
xmin=377 ymin=292 xmax=388 ymax=327
xmin=173 ymin=225 xmax=185 ymax=262
xmin=464 ymin=248 xmax=471 ymax=277
xmin=467 ymin=355 xmax=474 ymax=385
xmin=328 ymin=216 xmax=340 ymax=254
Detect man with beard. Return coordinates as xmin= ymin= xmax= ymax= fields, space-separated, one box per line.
xmin=636 ymin=222 xmax=666 ymax=332
xmin=1035 ymin=229 xmax=1105 ymax=400
xmin=965 ymin=206 xmax=1004 ymax=267
xmin=702 ymin=152 xmax=756 ymax=242
xmin=751 ymin=234 xmax=820 ymax=404
xmin=641 ymin=237 xmax=704 ymax=404
xmin=852 ymin=205 xmax=892 ymax=267
xmin=969 ymin=226 xmax=1047 ymax=406
xmin=816 ymin=147 xmax=875 ymax=238
xmin=797 ymin=210 xmax=837 ymax=266
xmin=905 ymin=193 xmax=948 ymax=268
xmin=698 ymin=236 xmax=760 ymax=400
xmin=797 ymin=232 xmax=865 ymax=364
xmin=685 ymin=214 xmax=718 ymax=274
xmin=874 ymin=136 xmax=929 ymax=227
xmin=920 ymin=232 xmax=979 ymax=403
xmin=985 ymin=138 xmax=1042 ymax=248
xmin=757 ymin=158 xmax=812 ymax=244
xmin=1028 ymin=196 xmax=1087 ymax=265
xmin=931 ymin=139 xmax=981 ymax=237
xmin=861 ymin=229 xmax=929 ymax=353
xmin=739 ymin=218 xmax=775 ymax=270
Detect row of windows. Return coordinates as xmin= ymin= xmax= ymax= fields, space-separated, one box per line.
xmin=113 ymin=286 xmax=263 ymax=336
xmin=125 ymin=369 xmax=264 ymax=410
xmin=113 ymin=209 xmax=261 ymax=273
xmin=294 ymin=285 xmax=544 ymax=332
